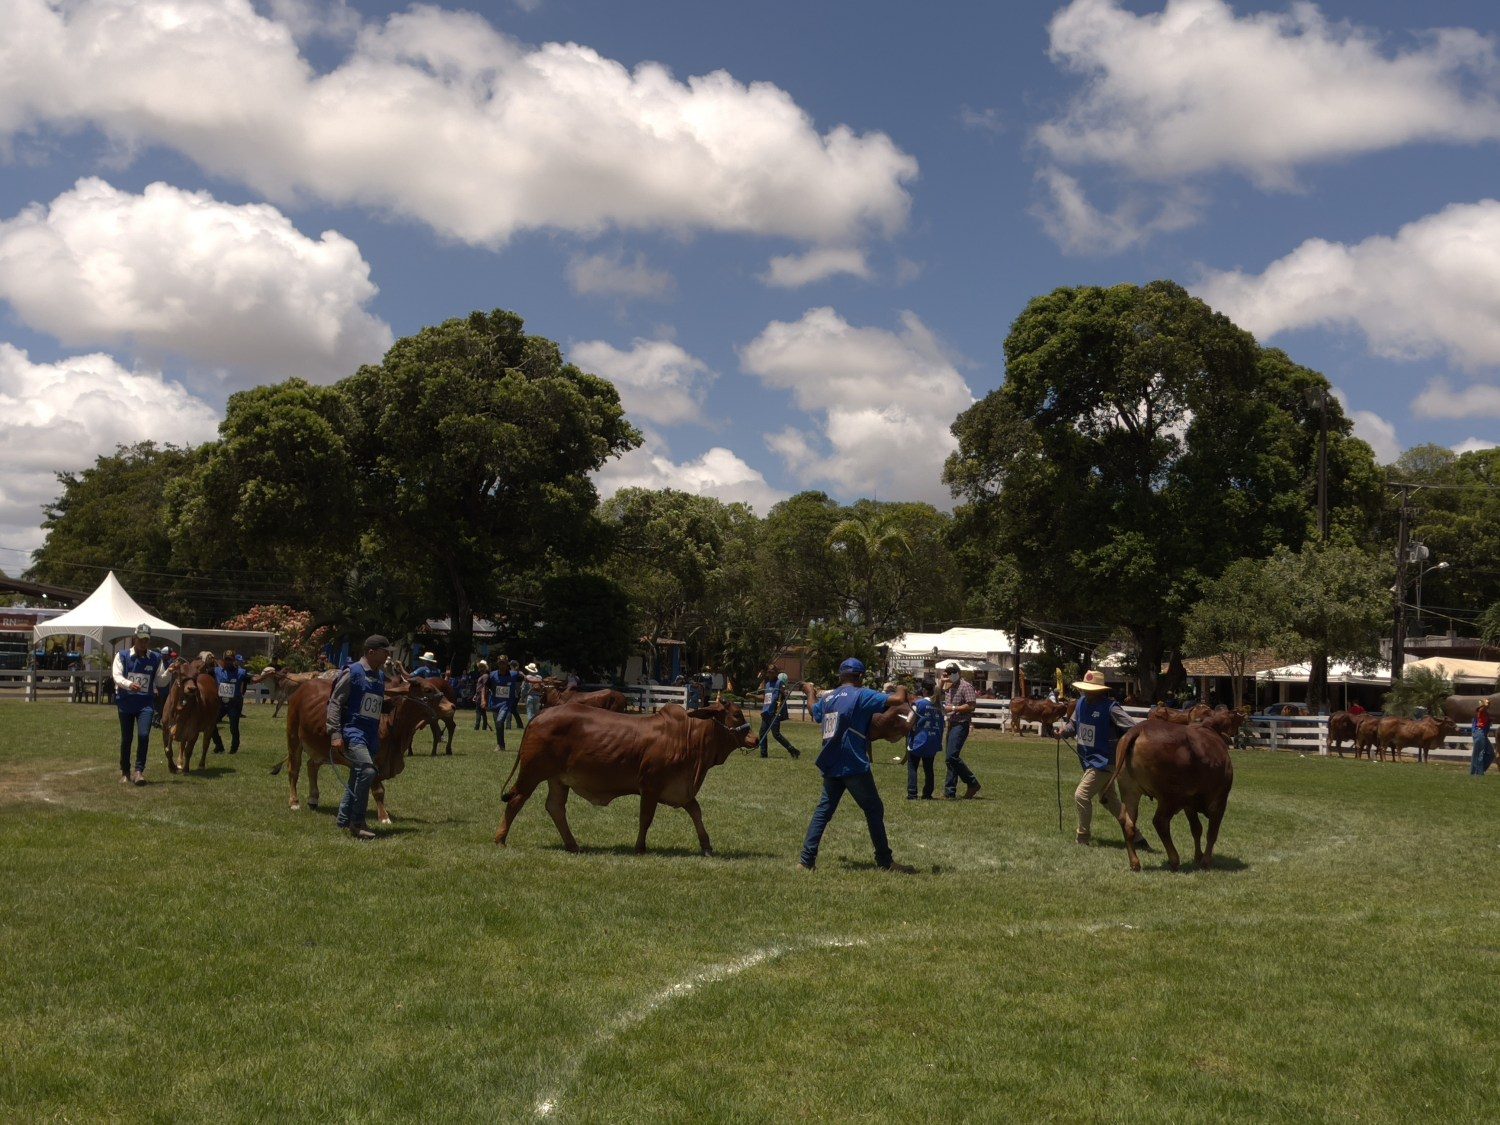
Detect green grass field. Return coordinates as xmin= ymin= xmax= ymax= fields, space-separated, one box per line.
xmin=2 ymin=701 xmax=1498 ymax=1123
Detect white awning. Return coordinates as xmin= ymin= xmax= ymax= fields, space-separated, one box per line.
xmin=29 ymin=571 xmax=182 ymax=647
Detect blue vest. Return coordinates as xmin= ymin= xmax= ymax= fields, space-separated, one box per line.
xmin=412 ymin=665 xmax=439 ymax=680
xmin=486 ymin=669 xmax=507 ymax=711
xmin=760 ymin=679 xmax=783 ymax=717
xmin=342 ymin=663 xmax=385 ymax=748
xmin=117 ymin=650 xmax=163 ymax=716
xmin=908 ymin=698 xmax=945 ymax=758
xmin=815 ymin=685 xmax=878 ymax=777
xmin=214 ymin=665 xmax=248 ymax=716
xmin=1074 ymin=695 xmax=1118 ymax=771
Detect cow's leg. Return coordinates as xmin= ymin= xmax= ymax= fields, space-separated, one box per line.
xmin=1114 ymin=776 xmax=1143 ymax=873
xmin=430 ymin=722 xmax=440 ymax=756
xmin=1153 ymin=803 xmax=1182 ymax=871
xmin=307 ymin=759 xmax=321 ymax=809
xmin=635 ymin=791 xmax=660 ymax=854
xmin=683 ymin=797 xmax=714 ymax=856
xmin=544 ymin=780 xmax=579 ymax=853
xmin=371 ymin=779 xmax=391 ymax=825
xmin=1186 ymin=808 xmax=1205 ymax=867
xmin=494 ymin=767 xmax=547 ymax=846
xmin=1203 ymin=800 xmax=1226 ymax=869
xmin=286 ymin=743 xmax=302 ymax=811
xmin=444 ymin=717 xmax=455 ymax=756
xmin=197 ymin=727 xmax=212 ymax=771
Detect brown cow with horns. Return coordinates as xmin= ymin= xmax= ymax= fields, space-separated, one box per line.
xmin=493 ymin=700 xmax=757 ymax=854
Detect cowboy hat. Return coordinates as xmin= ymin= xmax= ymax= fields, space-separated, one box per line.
xmin=419 ymin=651 xmax=437 ymax=662
xmin=525 ymin=663 xmax=539 ymax=674
xmin=1072 ymin=670 xmax=1110 ymax=692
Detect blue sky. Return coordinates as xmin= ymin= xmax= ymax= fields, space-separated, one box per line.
xmin=3 ymin=0 xmax=1500 ymax=567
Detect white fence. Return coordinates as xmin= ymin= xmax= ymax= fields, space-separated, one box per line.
xmin=0 ymin=669 xmax=108 ymax=703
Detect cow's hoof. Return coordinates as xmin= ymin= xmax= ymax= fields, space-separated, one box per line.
xmin=1129 ymin=861 xmax=1142 ymax=873
xmin=701 ymin=848 xmax=716 ymax=858
xmin=1168 ymin=861 xmax=1181 ymax=872
xmin=289 ymin=802 xmax=300 ymax=811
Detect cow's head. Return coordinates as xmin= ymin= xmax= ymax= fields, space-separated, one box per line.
xmin=869 ymin=697 xmax=916 ymax=743
xmin=406 ymin=675 xmax=456 ymax=722
xmin=688 ymin=700 xmax=757 ymax=751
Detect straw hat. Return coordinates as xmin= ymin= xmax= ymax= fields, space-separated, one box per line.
xmin=1072 ymin=670 xmax=1110 ymax=692
xmin=525 ymin=663 xmax=539 ymax=674
xmin=420 ymin=651 xmax=437 ymax=663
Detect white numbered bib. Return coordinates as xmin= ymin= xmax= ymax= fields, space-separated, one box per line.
xmin=821 ymin=712 xmax=839 ymax=740
xmin=764 ymin=690 xmax=776 ymax=708
xmin=358 ymin=693 xmax=382 ymax=720
xmin=218 ymin=681 xmax=237 ymax=701
xmin=128 ymin=672 xmax=150 ymax=690
xmin=1077 ymin=724 xmax=1096 ymax=747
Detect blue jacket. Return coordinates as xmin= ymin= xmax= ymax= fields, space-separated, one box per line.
xmin=214 ymin=664 xmax=249 ymax=717
xmin=907 ymin=697 xmax=944 ymax=759
xmin=812 ymin=685 xmax=889 ymax=778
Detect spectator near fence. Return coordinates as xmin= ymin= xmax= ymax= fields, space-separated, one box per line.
xmin=938 ymin=662 xmax=982 ymax=800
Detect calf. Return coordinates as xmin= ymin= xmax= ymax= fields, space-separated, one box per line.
xmin=1354 ymin=715 xmax=1382 ymax=760
xmin=493 ymin=702 xmax=756 ymax=854
xmin=162 ymin=659 xmax=220 ymax=774
xmin=1106 ymin=718 xmax=1234 ymax=872
xmin=1327 ymin=711 xmax=1356 ymax=757
xmin=1009 ymin=698 xmax=1069 ymax=737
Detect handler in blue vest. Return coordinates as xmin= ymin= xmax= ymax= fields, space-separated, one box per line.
xmin=906 ymin=680 xmax=945 ymax=800
xmin=112 ymin=624 xmax=175 ymax=785
xmin=757 ymin=670 xmax=799 ymax=758
xmin=486 ymin=657 xmax=514 ymax=750
xmin=798 ymin=658 xmax=916 ymax=873
xmin=326 ymin=635 xmax=391 ymax=840
xmin=1057 ymin=669 xmax=1145 ymax=846
xmin=209 ymin=649 xmax=249 ymax=754
xmin=412 ymin=651 xmax=441 ymax=679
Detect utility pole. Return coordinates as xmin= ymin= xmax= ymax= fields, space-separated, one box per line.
xmin=1391 ymin=487 xmax=1411 ymax=685
xmin=1011 ymin=617 xmax=1021 ymax=699
xmin=1317 ymin=387 xmax=1329 ymax=541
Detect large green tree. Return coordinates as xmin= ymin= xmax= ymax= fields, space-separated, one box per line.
xmin=1182 ymin=557 xmax=1291 ymax=709
xmin=175 ymin=310 xmax=638 ymax=667
xmin=945 ymin=280 xmax=1380 ymax=699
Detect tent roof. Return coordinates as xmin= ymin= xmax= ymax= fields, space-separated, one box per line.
xmin=1403 ymin=656 xmax=1500 ymax=682
xmin=880 ymin=626 xmax=1042 ymax=659
xmin=1259 ymin=660 xmax=1391 ymax=685
xmin=30 ymin=571 xmax=181 ymax=647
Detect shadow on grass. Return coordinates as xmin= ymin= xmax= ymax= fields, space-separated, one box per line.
xmin=542 ymin=843 xmax=780 ymax=860
xmin=1085 ymin=836 xmax=1250 ymax=871
xmin=168 ymin=766 xmax=238 ymax=780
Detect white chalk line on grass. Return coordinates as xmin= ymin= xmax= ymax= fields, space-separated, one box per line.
xmin=533 ymin=934 xmax=869 ymax=1119
xmin=19 ymin=764 xmax=108 ymax=804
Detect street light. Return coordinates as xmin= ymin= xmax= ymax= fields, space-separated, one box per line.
xmin=1414 ymin=559 xmax=1449 ymax=638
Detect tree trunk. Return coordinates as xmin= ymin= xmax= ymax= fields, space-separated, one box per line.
xmin=1131 ymin=624 xmax=1163 ymax=702
xmin=1307 ymin=650 xmax=1329 ymax=714
xmin=444 ymin=562 xmax=473 ymax=674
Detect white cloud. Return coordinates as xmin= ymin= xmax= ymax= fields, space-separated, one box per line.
xmin=1040 ymin=0 xmax=1500 ymax=186
xmin=1331 ymin=389 xmax=1401 ymax=464
xmin=1453 ymin=437 xmax=1497 ymax=455
xmin=760 ymin=247 xmax=871 ymax=288
xmin=0 ymin=0 xmax=916 ymax=247
xmin=570 ymin=337 xmax=711 ymax=426
xmin=0 ymin=342 xmax=221 ymax=555
xmin=0 ymin=178 xmax=392 ymax=385
xmin=1199 ymin=201 xmax=1500 ymax=370
xmin=958 ymin=105 xmax=1004 ymax=135
xmin=1033 ymin=167 xmax=1201 ymax=255
xmin=1412 ymin=378 xmax=1500 ymax=420
xmin=740 ymin=308 xmax=973 ymax=504
xmin=566 ymin=251 xmax=674 ymax=300
xmin=593 ymin=430 xmax=786 ymax=513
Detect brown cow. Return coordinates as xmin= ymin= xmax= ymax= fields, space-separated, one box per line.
xmin=162 ymin=659 xmax=221 ymax=774
xmin=1441 ymin=694 xmax=1500 ymax=724
xmin=1009 ymin=698 xmax=1069 ymax=737
xmin=1105 ymin=718 xmax=1234 ymax=872
xmin=1354 ymin=715 xmax=1382 ymax=760
xmin=493 ymin=701 xmax=756 ymax=854
xmin=1148 ymin=704 xmax=1213 ymax=725
xmin=252 ymin=668 xmax=329 ymax=718
xmin=1327 ymin=711 xmax=1357 ymax=757
xmin=401 ymin=672 xmax=458 ymax=756
xmin=273 ymin=676 xmax=451 ymax=824
xmin=540 ymin=684 xmax=630 ymax=712
xmin=1377 ymin=715 xmax=1456 ymax=764
xmin=1199 ymin=707 xmax=1247 ymax=744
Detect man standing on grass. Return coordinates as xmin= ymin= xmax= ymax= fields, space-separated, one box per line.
xmin=209 ymin=650 xmax=249 ymax=755
xmin=473 ymin=660 xmax=490 ymax=730
xmin=113 ymin=624 xmax=175 ymax=785
xmin=757 ymin=668 xmax=799 ymax=759
xmin=798 ymin=658 xmax=915 ymax=873
xmin=939 ymin=662 xmax=982 ymax=799
xmin=486 ymin=657 xmax=513 ymax=750
xmin=327 ymin=635 xmax=390 ymax=841
xmin=506 ymin=660 xmax=526 ymax=729
xmin=1056 ymin=670 xmax=1149 ymax=849
xmin=906 ymin=680 xmax=944 ymax=800
xmin=1471 ymin=699 xmax=1493 ymax=776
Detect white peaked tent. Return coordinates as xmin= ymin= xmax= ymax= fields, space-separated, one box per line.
xmin=30 ymin=571 xmax=182 ymax=648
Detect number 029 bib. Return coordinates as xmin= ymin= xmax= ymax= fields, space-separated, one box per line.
xmin=1076 ymin=723 xmax=1096 ymax=747
xmin=359 ymin=693 xmax=383 ymax=720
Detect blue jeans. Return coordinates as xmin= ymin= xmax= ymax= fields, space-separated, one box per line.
xmin=117 ymin=708 xmax=153 ymax=774
xmin=1473 ymin=732 xmax=1494 ymax=776
xmin=492 ymin=703 xmax=511 ymax=749
xmin=944 ymin=723 xmax=978 ymax=796
xmin=474 ymin=704 xmax=490 ymax=730
xmin=337 ymin=738 xmax=378 ymax=828
xmin=758 ymin=713 xmax=797 ymax=756
xmin=526 ymin=695 xmax=541 ymax=722
xmin=800 ymin=771 xmax=893 ymax=869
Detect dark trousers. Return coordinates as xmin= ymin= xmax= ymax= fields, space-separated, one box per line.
xmin=799 ymin=771 xmax=893 ymax=869
xmin=944 ymin=723 xmax=979 ymax=797
xmin=492 ymin=704 xmax=510 ymax=749
xmin=118 ymin=709 xmax=152 ymax=774
xmin=507 ymin=701 xmax=525 ymax=729
xmin=757 ymin=713 xmax=797 ymax=756
xmin=474 ymin=705 xmax=490 ymax=730
xmin=210 ymin=712 xmax=241 ymax=754
xmin=907 ymin=754 xmax=935 ymax=798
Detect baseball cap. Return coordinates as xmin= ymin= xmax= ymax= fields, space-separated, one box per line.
xmin=134 ymin=624 xmax=152 ymax=639
xmin=838 ymin=658 xmax=865 ymax=676
xmin=364 ymin=634 xmax=391 ymax=651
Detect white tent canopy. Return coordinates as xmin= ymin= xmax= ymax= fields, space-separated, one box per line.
xmin=881 ymin=626 xmax=1042 ymax=659
xmin=1403 ymin=656 xmax=1500 ymax=683
xmin=30 ymin=571 xmax=182 ymax=648
xmin=1258 ymin=660 xmax=1391 ymax=685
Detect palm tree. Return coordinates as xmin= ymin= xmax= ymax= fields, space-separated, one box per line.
xmin=826 ymin=508 xmax=912 ymax=630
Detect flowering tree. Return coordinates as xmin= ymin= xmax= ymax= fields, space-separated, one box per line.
xmin=220 ymin=605 xmax=334 ymax=671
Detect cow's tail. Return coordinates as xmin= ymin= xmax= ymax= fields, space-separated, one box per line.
xmin=498 ymin=728 xmax=527 ymax=801
xmin=269 ymin=756 xmax=287 ymax=776
xmin=1105 ymin=724 xmax=1140 ymax=794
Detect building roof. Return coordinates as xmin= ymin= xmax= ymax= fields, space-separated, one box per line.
xmin=1180 ymin=650 xmax=1287 ymax=678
